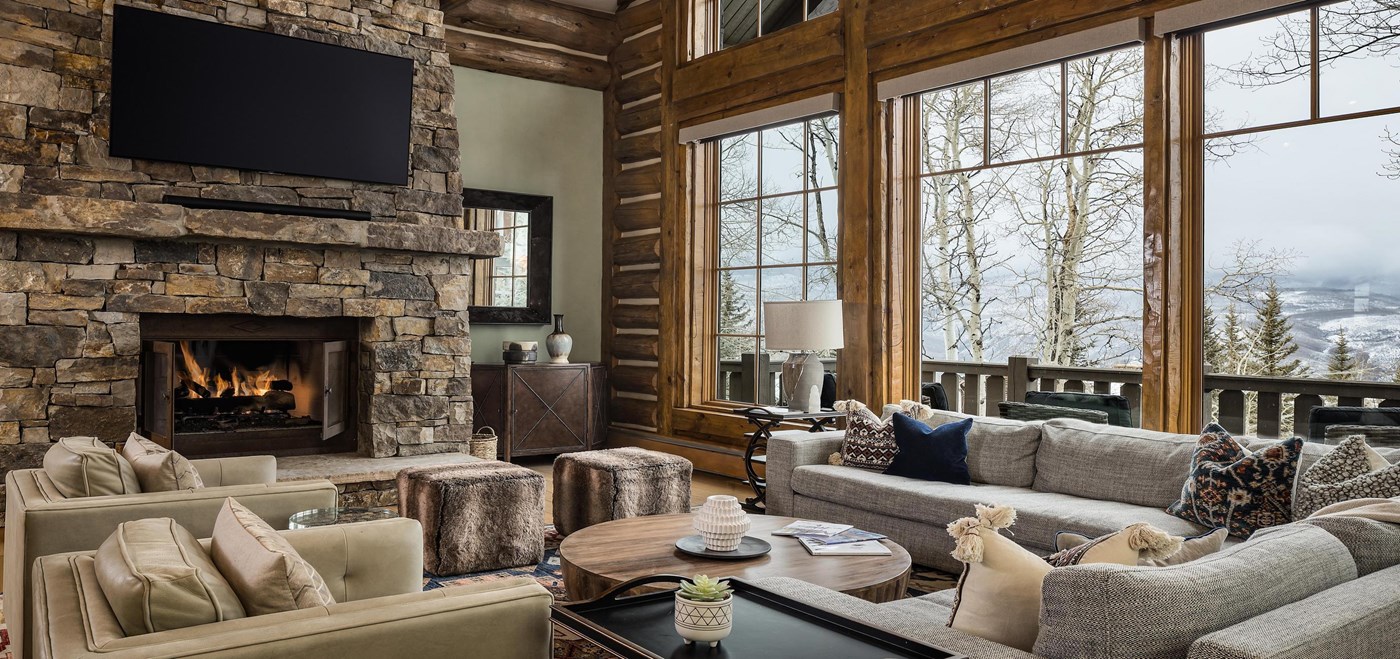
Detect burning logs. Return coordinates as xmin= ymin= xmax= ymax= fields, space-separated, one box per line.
xmin=174 ymin=388 xmax=297 ymax=415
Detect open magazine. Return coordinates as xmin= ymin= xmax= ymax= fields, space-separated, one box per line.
xmin=797 ymin=536 xmax=892 ymax=556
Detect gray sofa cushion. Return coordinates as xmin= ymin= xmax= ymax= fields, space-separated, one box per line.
xmin=1187 ymin=563 xmax=1400 ymax=659
xmin=791 ymin=465 xmax=1210 ymax=552
xmin=1034 ymin=524 xmax=1357 ymax=659
xmin=750 ymin=577 xmax=1038 ymax=659
xmin=1033 ymin=419 xmax=1199 ymax=508
xmin=925 ymin=410 xmax=1042 ymax=487
xmin=1298 ymin=515 xmax=1400 ymax=576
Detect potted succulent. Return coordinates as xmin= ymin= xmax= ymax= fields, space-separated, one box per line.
xmin=674 ymin=575 xmax=734 ymax=647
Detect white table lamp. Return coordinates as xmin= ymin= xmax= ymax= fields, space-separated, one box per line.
xmin=764 ymin=300 xmax=844 ymax=412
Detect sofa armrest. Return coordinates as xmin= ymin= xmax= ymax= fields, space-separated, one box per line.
xmin=281 ymin=518 xmax=425 ymax=602
xmin=1187 ymin=564 xmax=1400 ymax=659
xmin=189 ymin=455 xmax=277 ymax=487
xmin=33 ymin=553 xmax=552 ymax=659
xmin=764 ymin=429 xmax=845 ymax=516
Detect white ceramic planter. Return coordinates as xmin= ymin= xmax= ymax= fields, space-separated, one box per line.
xmin=674 ymin=593 xmax=733 ymax=647
xmin=694 ymin=495 xmax=750 ymax=551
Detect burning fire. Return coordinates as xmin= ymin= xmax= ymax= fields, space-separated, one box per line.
xmin=178 ymin=341 xmax=278 ymax=398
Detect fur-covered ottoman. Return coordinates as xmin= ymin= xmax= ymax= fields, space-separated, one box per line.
xmin=553 ymin=448 xmax=693 ymax=535
xmin=398 ymin=461 xmax=545 ymax=576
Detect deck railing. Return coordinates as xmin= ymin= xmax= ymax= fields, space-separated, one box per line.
xmin=721 ymin=354 xmax=1400 ymax=438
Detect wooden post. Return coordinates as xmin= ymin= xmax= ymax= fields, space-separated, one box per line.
xmin=1007 ymin=356 xmax=1038 ymax=404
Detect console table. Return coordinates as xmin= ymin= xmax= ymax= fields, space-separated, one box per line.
xmin=471 ymin=363 xmax=606 ymax=461
xmin=732 ymin=407 xmax=843 ymax=512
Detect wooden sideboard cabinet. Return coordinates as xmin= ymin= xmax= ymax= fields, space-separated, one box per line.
xmin=471 ymin=363 xmax=607 ymax=461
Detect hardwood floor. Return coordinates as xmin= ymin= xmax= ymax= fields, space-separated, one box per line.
xmin=0 ymin=462 xmax=752 ymax=587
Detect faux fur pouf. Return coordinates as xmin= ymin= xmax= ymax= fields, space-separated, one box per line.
xmin=553 ymin=448 xmax=693 ymax=535
xmin=398 ymin=461 xmax=546 ymax=576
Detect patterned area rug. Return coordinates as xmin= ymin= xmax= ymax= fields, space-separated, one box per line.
xmin=0 ymin=526 xmax=956 ymax=659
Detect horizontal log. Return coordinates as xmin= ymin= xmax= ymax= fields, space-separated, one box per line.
xmin=446 ymin=29 xmax=611 ymax=91
xmin=610 ymin=397 xmax=660 ymax=428
xmin=612 ymin=333 xmax=660 ymax=360
xmin=613 ymin=234 xmax=661 ymax=266
xmin=444 ymin=0 xmax=618 ymax=56
xmin=612 ymin=365 xmax=659 ymax=396
xmin=612 ymin=303 xmax=659 ymax=330
xmin=617 ymin=65 xmax=661 ymax=105
xmin=617 ymin=0 xmax=662 ymax=39
xmin=617 ymin=131 xmax=661 ymax=164
xmin=613 ymin=198 xmax=661 ymax=232
xmin=672 ymin=13 xmax=841 ymax=106
xmin=867 ymin=0 xmax=1024 ymax=48
xmin=614 ymin=29 xmax=662 ymax=74
xmin=616 ymin=161 xmax=662 ymax=198
xmin=618 ymin=99 xmax=661 ymax=135
xmin=611 ymin=267 xmax=661 ymax=299
xmin=675 ymin=58 xmax=844 ymax=124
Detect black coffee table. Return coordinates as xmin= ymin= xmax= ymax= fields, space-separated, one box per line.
xmin=552 ymin=575 xmax=963 ymax=659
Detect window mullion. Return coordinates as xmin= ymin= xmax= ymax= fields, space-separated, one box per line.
xmin=1310 ymin=6 xmax=1320 ymax=120
xmin=983 ymin=78 xmax=991 ymax=167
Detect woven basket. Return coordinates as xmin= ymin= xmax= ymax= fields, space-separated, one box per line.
xmin=468 ymin=427 xmax=498 ymax=460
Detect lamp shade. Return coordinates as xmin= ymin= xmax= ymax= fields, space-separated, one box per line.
xmin=764 ymin=300 xmax=844 ymax=351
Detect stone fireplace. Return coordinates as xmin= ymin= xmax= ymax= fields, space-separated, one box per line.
xmin=0 ymin=0 xmax=500 ymax=474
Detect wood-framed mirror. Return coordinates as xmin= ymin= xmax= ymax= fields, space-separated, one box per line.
xmin=464 ymin=188 xmax=553 ymax=324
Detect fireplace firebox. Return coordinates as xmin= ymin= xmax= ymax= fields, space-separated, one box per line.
xmin=139 ymin=315 xmax=357 ymax=457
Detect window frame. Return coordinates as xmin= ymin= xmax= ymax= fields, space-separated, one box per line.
xmin=702 ymin=113 xmax=842 ymax=406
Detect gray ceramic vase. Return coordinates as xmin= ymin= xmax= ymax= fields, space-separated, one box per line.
xmin=546 ymin=314 xmax=573 ymax=364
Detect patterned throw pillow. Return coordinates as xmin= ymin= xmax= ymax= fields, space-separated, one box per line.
xmin=1166 ymin=424 xmax=1302 ymax=538
xmin=1043 ymin=522 xmax=1182 ymax=568
xmin=829 ymin=400 xmax=934 ymax=471
xmin=1294 ymin=436 xmax=1400 ymax=519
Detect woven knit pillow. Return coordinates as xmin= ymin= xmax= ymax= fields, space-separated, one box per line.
xmin=1294 ymin=436 xmax=1400 ymax=519
xmin=1055 ymin=527 xmax=1227 ymax=566
xmin=829 ymin=400 xmax=934 ymax=471
xmin=945 ymin=504 xmax=1049 ymax=652
xmin=1166 ymin=424 xmax=1302 ymax=538
xmin=1043 ymin=522 xmax=1182 ymax=567
xmin=121 ymin=432 xmax=204 ymax=492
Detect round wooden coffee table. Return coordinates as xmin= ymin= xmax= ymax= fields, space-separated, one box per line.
xmin=559 ymin=514 xmax=911 ymax=603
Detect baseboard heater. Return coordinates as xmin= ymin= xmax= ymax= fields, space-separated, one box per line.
xmin=163 ymin=195 xmax=374 ymax=221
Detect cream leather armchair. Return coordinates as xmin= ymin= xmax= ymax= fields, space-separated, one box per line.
xmin=30 ymin=517 xmax=553 ymax=658
xmin=5 ymin=455 xmax=338 ymax=659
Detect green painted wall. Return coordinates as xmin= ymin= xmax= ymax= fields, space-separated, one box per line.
xmin=453 ymin=67 xmax=603 ymax=364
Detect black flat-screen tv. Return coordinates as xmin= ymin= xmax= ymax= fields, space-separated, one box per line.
xmin=110 ymin=5 xmax=414 ymax=186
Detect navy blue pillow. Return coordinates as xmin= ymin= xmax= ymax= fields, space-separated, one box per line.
xmin=883 ymin=414 xmax=972 ymax=484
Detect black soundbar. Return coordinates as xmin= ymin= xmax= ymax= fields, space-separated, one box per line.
xmin=163 ymin=195 xmax=373 ymax=221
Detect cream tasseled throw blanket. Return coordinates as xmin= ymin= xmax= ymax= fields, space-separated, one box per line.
xmin=1310 ymin=496 xmax=1400 ymax=524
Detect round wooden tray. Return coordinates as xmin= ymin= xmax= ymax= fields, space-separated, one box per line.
xmin=674 ymin=534 xmax=773 ymax=560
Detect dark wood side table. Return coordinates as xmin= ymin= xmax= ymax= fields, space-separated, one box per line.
xmin=731 ymin=407 xmax=843 ymax=513
xmin=471 ymin=363 xmax=607 ymax=461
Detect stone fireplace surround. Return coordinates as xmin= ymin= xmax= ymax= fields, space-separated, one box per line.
xmin=0 ymin=0 xmax=503 ymax=476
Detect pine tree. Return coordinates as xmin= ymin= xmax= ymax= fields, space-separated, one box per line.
xmin=1327 ymin=329 xmax=1363 ymax=381
xmin=717 ymin=271 xmax=752 ymax=361
xmin=1203 ymin=305 xmax=1224 ymax=372
xmin=1253 ymin=281 xmax=1306 ymax=377
xmin=1221 ymin=304 xmax=1249 ymax=375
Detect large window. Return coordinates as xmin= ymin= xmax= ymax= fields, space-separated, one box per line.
xmin=718 ymin=0 xmax=837 ymax=50
xmin=917 ymin=49 xmax=1146 ymax=369
xmin=1200 ymin=1 xmax=1400 ymax=437
xmin=715 ymin=116 xmax=840 ymax=402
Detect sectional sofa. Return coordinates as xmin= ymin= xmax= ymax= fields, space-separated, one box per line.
xmin=765 ymin=410 xmax=1400 ymax=658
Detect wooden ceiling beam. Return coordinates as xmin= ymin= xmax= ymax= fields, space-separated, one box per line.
xmin=443 ymin=0 xmax=618 ymax=57
xmin=446 ymin=28 xmax=611 ymax=90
